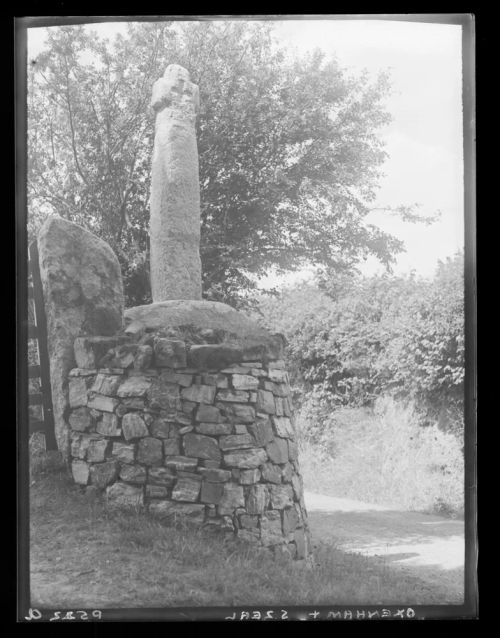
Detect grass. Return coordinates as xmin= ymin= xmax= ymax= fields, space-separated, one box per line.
xmin=298 ymin=397 xmax=464 ymax=517
xmin=28 ymin=454 xmax=460 ymax=609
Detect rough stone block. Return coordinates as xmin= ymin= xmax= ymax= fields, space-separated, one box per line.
xmin=216 ymin=389 xmax=249 ymax=403
xmin=260 ymin=510 xmax=283 ymax=546
xmin=268 ymin=368 xmax=288 ymax=383
xmin=69 ymin=407 xmax=94 ymax=432
xmin=195 ymin=423 xmax=233 ymax=436
xmin=275 ymin=398 xmax=284 ymax=416
xmin=164 ymin=456 xmax=198 ymax=471
xmin=265 ymin=438 xmax=288 ymax=464
xmin=261 ymin=462 xmax=282 ymax=484
xmin=202 ymin=373 xmax=228 ymax=388
xmin=122 ymin=413 xmax=149 ymax=441
xmin=264 ymin=381 xmax=289 ymax=398
xmin=137 ymin=437 xmax=163 ymax=466
xmin=216 ymin=402 xmax=255 ymax=424
xmin=268 ymin=484 xmax=294 ymax=510
xmin=281 ymin=462 xmax=293 ymax=483
xmin=89 ymin=460 xmax=118 ymax=488
xmin=119 ymin=464 xmax=146 ymax=484
xmin=218 ymin=434 xmax=254 ymax=451
xmin=200 ymin=480 xmax=225 ymax=504
xmin=154 ymin=338 xmax=186 ymax=368
xmin=149 ymin=418 xmax=171 ymax=439
xmin=246 ymin=484 xmax=268 ymax=515
xmin=288 ymin=440 xmax=299 ymax=461
xmin=217 ymin=483 xmax=245 ymax=515
xmin=223 ymin=448 xmax=267 ymax=469
xmin=111 ymin=343 xmax=139 ymax=369
xmin=117 ymin=376 xmax=152 ymax=398
xmin=111 ymin=441 xmax=136 ymax=464
xmin=86 ymin=438 xmax=109 ymax=463
xmin=160 ymin=370 xmax=193 ymax=387
xmin=91 ymin=374 xmax=122 ymax=396
xmin=72 ymin=460 xmax=90 ymax=485
xmin=146 ymin=485 xmax=169 ymax=499
xmin=133 ymin=345 xmax=153 ymax=370
xmin=238 ymin=468 xmax=261 ymax=484
xmin=147 ymin=378 xmax=181 ymax=412
xmin=199 ymin=468 xmax=231 ymax=482
xmin=163 ymin=438 xmax=181 ymax=456
xmin=74 ymin=336 xmax=126 ymax=370
xmin=187 ymin=344 xmax=243 ymax=369
xmin=282 ymin=507 xmax=300 ymax=535
xmin=106 ymin=482 xmax=144 ymax=510
xmin=181 ymin=384 xmax=216 ymax=405
xmin=271 ymin=416 xmax=295 ymax=439
xmin=234 ymin=424 xmax=248 ymax=435
xmin=68 ymin=377 xmax=88 ymax=408
xmin=183 ymin=433 xmax=221 ymax=462
xmin=96 ymin=413 xmax=121 ymax=437
xmin=291 ymin=474 xmax=302 ymax=500
xmin=239 ymin=514 xmax=259 ymax=529
xmin=148 ymin=467 xmax=176 ymax=486
xmin=232 ymin=374 xmax=259 ymax=391
xmin=171 ymin=477 xmax=201 ymax=502
xmin=195 ymin=404 xmax=223 ymax=423
xmin=247 ymin=416 xmax=273 ymax=446
xmin=256 ymin=390 xmax=275 ymax=414
xmin=87 ymin=394 xmax=119 ymax=413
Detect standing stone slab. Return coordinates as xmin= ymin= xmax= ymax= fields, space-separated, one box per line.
xmin=37 ymin=217 xmax=123 ymax=458
xmin=149 ymin=64 xmax=201 ymax=301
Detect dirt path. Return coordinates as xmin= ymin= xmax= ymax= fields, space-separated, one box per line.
xmin=305 ymin=491 xmax=464 ymax=604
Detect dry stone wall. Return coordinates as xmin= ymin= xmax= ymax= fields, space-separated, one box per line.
xmin=67 ymin=333 xmax=311 ymax=559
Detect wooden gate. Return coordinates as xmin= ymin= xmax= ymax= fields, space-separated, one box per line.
xmin=27 ymin=241 xmax=57 ymax=450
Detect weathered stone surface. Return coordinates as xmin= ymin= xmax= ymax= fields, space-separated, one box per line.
xmin=96 ymin=413 xmax=121 ymax=437
xmin=282 ymin=507 xmax=300 ymax=535
xmin=275 ymin=398 xmax=284 ymax=416
xmin=268 ymin=484 xmax=294 ymax=510
xmin=148 ymin=418 xmax=171 ymax=439
xmin=256 ymin=390 xmax=276 ymax=415
xmin=268 ymin=368 xmax=288 ymax=383
xmin=69 ymin=368 xmax=98 ymax=377
xmin=111 ymin=441 xmax=135 ymax=464
xmin=106 ymin=482 xmax=144 ymax=510
xmin=89 ymin=460 xmax=118 ymax=488
xmin=149 ymin=501 xmax=204 ymax=524
xmin=188 ymin=344 xmax=243 ymax=369
xmin=171 ymin=477 xmax=201 ymax=502
xmin=288 ymin=440 xmax=299 ymax=461
xmin=183 ymin=433 xmax=221 ymax=462
xmin=281 ymin=462 xmax=293 ymax=483
xmin=195 ymin=404 xmax=223 ymax=423
xmin=68 ymin=377 xmax=88 ymax=408
xmin=179 ymin=425 xmax=193 ymax=435
xmin=147 ymin=378 xmax=181 ymax=412
xmin=137 ymin=437 xmax=163 ymax=466
xmin=70 ymin=433 xmax=100 ymax=459
xmin=232 ymin=374 xmax=259 ymax=391
xmin=122 ymin=413 xmax=149 ymax=440
xmin=195 ymin=422 xmax=233 ymax=436
xmin=72 ymin=460 xmax=90 ymax=485
xmin=133 ymin=345 xmax=153 ymax=370
xmin=163 ymin=438 xmax=180 ymax=456
xmin=117 ymin=376 xmax=152 ymax=398
xmin=240 ymin=514 xmax=259 ymax=529
xmin=146 ymin=485 xmax=169 ymax=499
xmin=265 ymin=438 xmax=288 ymax=464
xmin=216 ymin=389 xmax=249 ymax=403
xmin=261 ymin=462 xmax=282 ymax=484
xmin=91 ymin=374 xmax=122 ymax=396
xmin=219 ymin=434 xmax=254 ymax=451
xmin=160 ymin=370 xmax=192 ymax=387
xmin=223 ymin=448 xmax=267 ymax=469
xmin=264 ymin=381 xmax=289 ymax=398
xmin=86 ymin=438 xmax=109 ymax=462
xmin=154 ymin=339 xmax=187 ymax=368
xmin=149 ymin=65 xmax=202 ymax=302
xmin=283 ymin=397 xmax=292 ymax=417
xmin=246 ymin=484 xmax=268 ymax=515
xmin=200 ymin=480 xmax=224 ymax=504
xmin=238 ymin=468 xmax=261 ymax=484
xmin=148 ymin=467 xmax=176 ymax=486
xmin=199 ymin=468 xmax=231 ymax=482
xmin=164 ymin=455 xmax=198 ymax=471
xmin=119 ymin=464 xmax=146 ymax=484
xmin=218 ymin=483 xmax=245 ymax=515
xmin=69 ymin=407 xmax=93 ymax=432
xmin=216 ymin=402 xmax=255 ymax=424
xmin=234 ymin=424 xmax=248 ymax=435
xmin=261 ymin=510 xmax=283 ymax=546
xmin=247 ymin=416 xmax=273 ymax=446
xmin=202 ymin=373 xmax=228 ymax=388
xmin=74 ymin=336 xmax=127 ymax=370
xmin=87 ymin=394 xmax=119 ymax=413
xmin=111 ymin=343 xmax=138 ymax=369
xmin=291 ymin=474 xmax=302 ymax=500
xmin=272 ymin=416 xmax=295 ymax=439
xmin=181 ymin=384 xmax=216 ymax=404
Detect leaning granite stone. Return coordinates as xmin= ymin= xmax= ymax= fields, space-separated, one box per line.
xmin=217 ymin=483 xmax=245 ymax=515
xmin=261 ymin=462 xmax=282 ymax=484
xmin=147 ymin=379 xmax=181 ymax=411
xmin=72 ymin=460 xmax=90 ymax=485
xmin=86 ymin=438 xmax=109 ymax=463
xmin=183 ymin=433 xmax=221 ymax=462
xmin=261 ymin=510 xmax=284 ymax=546
xmin=68 ymin=377 xmax=88 ymax=408
xmin=89 ymin=460 xmax=118 ymax=488
xmin=149 ymin=501 xmax=205 ymax=524
xmin=265 ymin=438 xmax=289 ymax=464
xmin=74 ymin=336 xmax=127 ymax=370
xmin=216 ymin=402 xmax=255 ymax=424
xmin=90 ymin=374 xmax=122 ymax=396
xmin=218 ymin=434 xmax=254 ymax=451
xmin=181 ymin=384 xmax=216 ymax=404
xmin=195 ymin=422 xmax=233 ymax=436
xmin=268 ymin=484 xmax=294 ymax=510
xmin=106 ymin=482 xmax=144 ymax=510
xmin=195 ymin=404 xmax=224 ymax=423
xmin=87 ymin=394 xmax=119 ymax=413
xmin=69 ymin=407 xmax=93 ymax=432
xmin=199 ymin=468 xmax=231 ymax=482
xmin=200 ymin=480 xmax=225 ymax=504
xmin=148 ymin=467 xmax=176 ymax=486
xmin=119 ymin=464 xmax=146 ymax=484
xmin=117 ymin=376 xmax=152 ymax=398
xmin=238 ymin=468 xmax=261 ymax=485
xmin=271 ymin=416 xmax=295 ymax=439
xmin=133 ymin=345 xmax=152 ymax=370
xmin=154 ymin=338 xmax=187 ymax=368
xmin=96 ymin=413 xmax=121 ymax=437
xmin=246 ymin=484 xmax=268 ymax=515
xmin=223 ymin=448 xmax=267 ymax=469
xmin=231 ymin=374 xmax=259 ymax=391
xmin=216 ymin=389 xmax=249 ymax=403
xmin=164 ymin=455 xmax=198 ymax=471
xmin=247 ymin=416 xmax=274 ymax=446
xmin=163 ymin=438 xmax=181 ymax=456
xmin=256 ymin=390 xmax=276 ymax=415
xmin=187 ymin=344 xmax=243 ymax=369
xmin=121 ymin=413 xmax=149 ymax=441
xmin=171 ymin=477 xmax=201 ymax=502
xmin=137 ymin=437 xmax=163 ymax=466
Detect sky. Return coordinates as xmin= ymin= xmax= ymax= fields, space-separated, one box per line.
xmin=27 ymin=17 xmax=465 ymax=286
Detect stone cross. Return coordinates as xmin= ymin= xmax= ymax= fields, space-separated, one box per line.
xmin=149 ymin=64 xmax=202 ymax=301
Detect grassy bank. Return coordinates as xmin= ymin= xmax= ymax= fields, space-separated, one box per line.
xmin=28 ymin=456 xmax=460 ymax=609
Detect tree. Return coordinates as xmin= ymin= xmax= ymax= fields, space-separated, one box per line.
xmin=28 ymin=20 xmax=425 ymax=307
